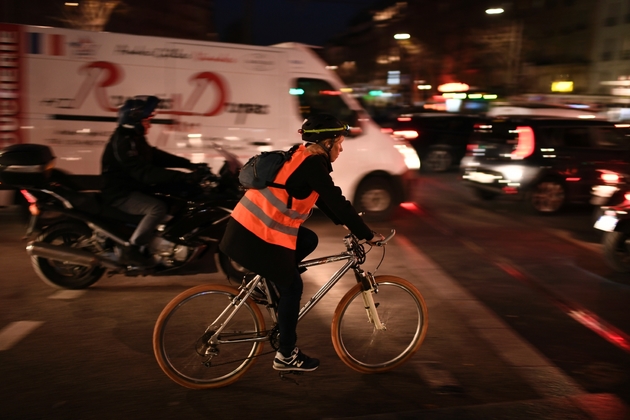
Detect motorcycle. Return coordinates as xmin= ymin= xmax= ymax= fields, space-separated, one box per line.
xmin=593 ymin=176 xmax=630 ymax=272
xmin=0 ymin=143 xmax=245 ymax=289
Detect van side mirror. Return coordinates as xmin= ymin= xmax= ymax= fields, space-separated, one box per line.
xmin=347 ymin=110 xmax=364 ymax=138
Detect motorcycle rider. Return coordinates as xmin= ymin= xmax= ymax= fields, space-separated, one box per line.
xmin=101 ymin=95 xmax=206 ymax=266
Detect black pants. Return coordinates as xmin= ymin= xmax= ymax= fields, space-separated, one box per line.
xmin=273 ymin=226 xmax=318 ymax=357
xmin=111 ymin=191 xmax=167 ymax=246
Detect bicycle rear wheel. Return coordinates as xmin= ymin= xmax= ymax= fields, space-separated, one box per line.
xmin=331 ymin=275 xmax=428 ymax=373
xmin=153 ymin=284 xmax=266 ymax=389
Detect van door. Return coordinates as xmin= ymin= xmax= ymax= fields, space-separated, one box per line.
xmin=160 ymin=42 xmax=284 ymax=168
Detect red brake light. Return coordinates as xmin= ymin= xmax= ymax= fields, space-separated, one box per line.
xmin=397 ymin=117 xmax=412 ymax=122
xmin=20 ymin=189 xmax=37 ymax=204
xmin=625 ymin=192 xmax=630 ymax=202
xmin=20 ymin=190 xmax=39 ymax=216
xmin=465 ymin=143 xmax=478 ymax=156
xmin=392 ymin=130 xmax=419 ymax=140
xmin=380 ymin=127 xmax=393 ymax=134
xmin=511 ymin=126 xmax=535 ymax=159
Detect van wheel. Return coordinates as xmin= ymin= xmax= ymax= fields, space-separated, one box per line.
xmin=354 ymin=177 xmax=396 ymax=222
xmin=528 ymin=180 xmax=565 ymax=214
xmin=424 ymin=149 xmax=453 ymax=172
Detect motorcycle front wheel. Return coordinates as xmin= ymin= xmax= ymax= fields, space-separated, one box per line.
xmin=31 ymin=222 xmax=106 ymax=289
xmin=602 ymin=231 xmax=630 ymax=273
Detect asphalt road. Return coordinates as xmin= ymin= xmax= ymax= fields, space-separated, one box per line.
xmin=0 ymin=174 xmax=628 ymax=420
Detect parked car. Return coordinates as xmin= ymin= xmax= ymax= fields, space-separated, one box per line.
xmin=461 ymin=116 xmax=630 ymax=213
xmin=382 ymin=113 xmax=478 ymax=172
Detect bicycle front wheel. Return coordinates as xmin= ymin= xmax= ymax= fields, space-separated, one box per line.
xmin=153 ymin=284 xmax=266 ymax=389
xmin=331 ymin=275 xmax=428 ymax=373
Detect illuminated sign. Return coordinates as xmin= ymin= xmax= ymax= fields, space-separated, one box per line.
xmin=437 ymin=83 xmax=469 ymax=92
xmin=551 ymin=81 xmax=573 ymax=92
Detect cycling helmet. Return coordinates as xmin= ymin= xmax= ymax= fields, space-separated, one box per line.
xmin=117 ymin=95 xmax=160 ymax=127
xmin=298 ymin=114 xmax=349 ymax=143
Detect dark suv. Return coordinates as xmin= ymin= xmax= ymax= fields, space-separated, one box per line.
xmin=383 ymin=113 xmax=478 ymax=172
xmin=461 ymin=116 xmax=630 ymax=213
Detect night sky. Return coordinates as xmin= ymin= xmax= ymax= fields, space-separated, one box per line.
xmin=213 ymin=0 xmax=384 ymax=46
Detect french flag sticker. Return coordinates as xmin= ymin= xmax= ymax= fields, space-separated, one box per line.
xmin=26 ymin=33 xmax=65 ymax=56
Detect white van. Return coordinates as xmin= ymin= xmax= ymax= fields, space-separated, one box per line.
xmin=0 ymin=23 xmax=419 ymax=220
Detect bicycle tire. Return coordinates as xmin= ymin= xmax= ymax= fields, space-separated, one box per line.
xmin=153 ymin=284 xmax=266 ymax=389
xmin=331 ymin=275 xmax=428 ymax=373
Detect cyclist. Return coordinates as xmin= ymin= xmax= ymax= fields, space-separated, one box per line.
xmin=101 ymin=95 xmax=206 ymax=266
xmin=219 ymin=113 xmax=383 ymax=372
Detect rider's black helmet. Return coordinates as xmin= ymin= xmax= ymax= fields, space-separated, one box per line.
xmin=299 ymin=114 xmax=349 ymax=143
xmin=117 ymin=95 xmax=160 ymax=127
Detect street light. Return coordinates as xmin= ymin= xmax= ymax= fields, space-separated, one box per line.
xmin=393 ymin=34 xmax=412 ymax=105
xmin=485 ymin=8 xmax=504 ymax=15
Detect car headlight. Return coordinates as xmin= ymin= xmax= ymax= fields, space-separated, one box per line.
xmin=503 ymin=166 xmax=523 ymax=181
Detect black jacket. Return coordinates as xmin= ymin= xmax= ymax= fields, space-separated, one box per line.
xmin=219 ymin=152 xmax=373 ymax=285
xmin=100 ymin=126 xmax=192 ymax=204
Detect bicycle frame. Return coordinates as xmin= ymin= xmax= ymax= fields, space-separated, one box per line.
xmin=207 ymin=233 xmax=388 ymax=348
xmin=151 ymin=228 xmax=433 ymax=388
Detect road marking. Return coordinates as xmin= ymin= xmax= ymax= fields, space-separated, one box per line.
xmin=0 ymin=321 xmax=44 ymax=351
xmin=394 ymin=233 xmax=584 ymax=398
xmin=48 ymin=290 xmax=86 ymax=299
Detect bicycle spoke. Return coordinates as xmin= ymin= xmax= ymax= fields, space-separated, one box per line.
xmin=332 ymin=277 xmax=428 ymax=373
xmin=153 ymin=285 xmax=266 ymax=389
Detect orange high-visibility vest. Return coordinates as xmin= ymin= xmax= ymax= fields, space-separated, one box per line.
xmin=231 ymin=145 xmax=319 ymax=249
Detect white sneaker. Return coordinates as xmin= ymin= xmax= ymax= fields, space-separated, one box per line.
xmin=272 ymin=347 xmax=319 ymax=371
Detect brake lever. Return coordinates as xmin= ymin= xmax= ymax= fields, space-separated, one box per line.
xmin=374 ymin=229 xmax=396 ymax=246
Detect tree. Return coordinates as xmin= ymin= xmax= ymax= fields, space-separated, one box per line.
xmin=58 ymin=0 xmax=126 ymax=31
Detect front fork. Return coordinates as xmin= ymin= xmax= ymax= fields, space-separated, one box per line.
xmin=355 ymin=269 xmax=386 ymax=330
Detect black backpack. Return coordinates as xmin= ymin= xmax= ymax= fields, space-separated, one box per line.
xmin=238 ymin=145 xmax=299 ymax=190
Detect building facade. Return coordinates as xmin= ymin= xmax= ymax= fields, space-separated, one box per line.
xmin=323 ymin=0 xmax=630 ymax=106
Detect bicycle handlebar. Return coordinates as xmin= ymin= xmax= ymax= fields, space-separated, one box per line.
xmin=372 ymin=229 xmax=396 ymax=247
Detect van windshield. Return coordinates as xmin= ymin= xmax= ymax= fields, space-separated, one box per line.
xmin=294 ymin=78 xmax=357 ymax=128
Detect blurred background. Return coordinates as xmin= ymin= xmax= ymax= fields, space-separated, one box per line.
xmin=3 ymin=0 xmax=629 ymax=118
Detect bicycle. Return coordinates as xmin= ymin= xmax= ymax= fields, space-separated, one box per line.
xmin=152 ymin=229 xmax=428 ymax=389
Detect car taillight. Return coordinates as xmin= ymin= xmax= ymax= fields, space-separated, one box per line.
xmin=466 ymin=143 xmax=478 ymax=156
xmin=397 ymin=117 xmax=412 ymax=122
xmin=380 ymin=127 xmax=393 ymax=134
xmin=392 ymin=130 xmax=419 ymax=140
xmin=511 ymin=126 xmax=535 ymax=159
xmin=625 ymin=192 xmax=630 ymax=202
